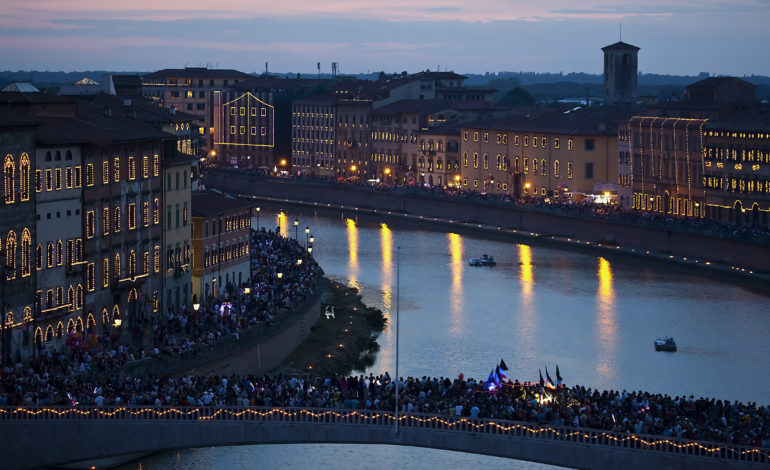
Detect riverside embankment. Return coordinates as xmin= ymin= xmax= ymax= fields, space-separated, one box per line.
xmin=204 ymin=171 xmax=770 ymax=286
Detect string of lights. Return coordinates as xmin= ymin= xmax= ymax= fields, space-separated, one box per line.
xmin=0 ymin=407 xmax=765 ymax=460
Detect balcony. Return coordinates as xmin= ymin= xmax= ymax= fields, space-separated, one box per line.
xmin=112 ymin=273 xmax=149 ymax=290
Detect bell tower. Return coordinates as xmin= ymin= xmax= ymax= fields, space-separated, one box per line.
xmin=602 ymin=41 xmax=639 ymax=106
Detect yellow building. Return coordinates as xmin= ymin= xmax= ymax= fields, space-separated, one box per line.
xmin=460 ymin=107 xmax=620 ymax=199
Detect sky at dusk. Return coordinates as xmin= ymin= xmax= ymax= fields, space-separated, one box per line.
xmin=1 ymin=0 xmax=769 ymax=76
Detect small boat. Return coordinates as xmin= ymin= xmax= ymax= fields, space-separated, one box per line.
xmin=469 ymin=255 xmax=496 ymax=266
xmin=654 ymin=337 xmax=677 ymax=352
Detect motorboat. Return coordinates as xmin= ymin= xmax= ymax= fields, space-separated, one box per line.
xmin=469 ymin=255 xmax=496 ymax=266
xmin=654 ymin=337 xmax=677 ymax=352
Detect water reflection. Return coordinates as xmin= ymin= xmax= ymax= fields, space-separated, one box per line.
xmin=596 ymin=257 xmax=616 ymax=382
xmin=379 ymin=223 xmax=394 ymax=373
xmin=517 ymin=244 xmax=535 ymax=351
xmin=346 ymin=218 xmax=360 ymax=290
xmin=276 ymin=211 xmax=289 ymax=237
xmin=448 ymin=233 xmax=464 ymax=335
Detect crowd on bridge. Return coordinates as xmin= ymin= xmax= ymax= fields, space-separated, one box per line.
xmin=1 ymin=364 xmax=768 ymax=448
xmin=16 ymin=229 xmax=320 ymax=378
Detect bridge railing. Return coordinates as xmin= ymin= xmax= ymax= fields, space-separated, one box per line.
xmin=1 ymin=406 xmax=766 ymax=465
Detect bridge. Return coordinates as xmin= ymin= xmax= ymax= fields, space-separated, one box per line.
xmin=0 ymin=407 xmax=766 ymax=470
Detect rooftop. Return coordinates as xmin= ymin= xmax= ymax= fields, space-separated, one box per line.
xmin=602 ymin=41 xmax=640 ymax=51
xmin=192 ymin=191 xmax=254 ymax=218
xmin=143 ymin=67 xmax=254 ymax=81
xmin=463 ymin=106 xmax=624 ymax=135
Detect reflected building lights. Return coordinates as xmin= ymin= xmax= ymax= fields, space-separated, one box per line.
xmin=276 ymin=211 xmax=289 ymax=238
xmin=346 ymin=218 xmax=360 ymax=290
xmin=596 ymin=257 xmax=617 ymax=382
xmin=517 ymin=244 xmax=535 ymax=351
xmin=379 ymin=222 xmax=394 ymax=374
xmin=448 ymin=233 xmax=464 ymax=335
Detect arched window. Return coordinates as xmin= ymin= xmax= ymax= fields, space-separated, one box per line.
xmin=56 ymin=322 xmax=63 ymax=337
xmin=114 ymin=206 xmax=121 ymax=232
xmin=19 ymin=153 xmax=30 ymax=201
xmin=5 ymin=311 xmax=13 ymax=328
xmin=56 ymin=240 xmax=63 ymax=265
xmin=4 ymin=154 xmax=15 ymax=203
xmin=21 ymin=228 xmax=30 ymax=277
xmin=34 ymin=327 xmax=42 ymax=344
xmin=67 ymin=318 xmax=75 ymax=333
xmin=75 ymin=317 xmax=83 ymax=332
xmin=36 ymin=243 xmax=42 ymax=270
xmin=554 ymin=160 xmax=560 ymax=178
xmin=114 ymin=252 xmax=121 ymax=279
xmin=483 ymin=153 xmax=489 ymax=170
xmin=541 ymin=159 xmax=547 ymax=177
xmin=67 ymin=286 xmax=74 ymax=311
xmin=128 ymin=250 xmax=136 ymax=277
xmin=47 ymin=242 xmax=54 ymax=268
xmin=5 ymin=231 xmax=16 ymax=278
xmin=533 ymin=159 xmax=538 ymax=175
xmin=45 ymin=325 xmax=54 ymax=341
xmin=76 ymin=284 xmax=83 ymax=310
xmin=87 ymin=312 xmax=95 ymax=331
xmin=22 ymin=307 xmax=32 ymax=323
xmin=102 ymin=308 xmax=110 ymax=327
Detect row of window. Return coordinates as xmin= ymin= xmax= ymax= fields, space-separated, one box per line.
xmin=705 ymin=147 xmax=770 ymax=163
xmin=85 ymin=198 xmax=160 ymax=238
xmin=94 ymin=247 xmax=161 ymax=289
xmin=703 ymin=176 xmax=770 ymax=194
xmin=98 ymin=155 xmax=160 ymax=185
xmin=1 ymin=229 xmax=32 ymax=279
xmin=40 ymin=284 xmax=84 ymax=313
xmin=35 ymin=238 xmax=84 ymax=270
xmin=202 ymin=212 xmax=250 ymax=238
xmin=203 ymin=242 xmax=249 ymax=267
xmin=230 ymin=126 xmax=267 ymax=136
xmin=4 ymin=153 xmax=31 ymax=203
xmin=166 ymin=244 xmax=191 ymax=270
xmin=463 ymin=131 xmax=577 ymax=151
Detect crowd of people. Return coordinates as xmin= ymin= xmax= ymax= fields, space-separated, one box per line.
xmin=210 ymin=166 xmax=770 ymax=243
xmin=0 ymin=364 xmax=767 ymax=448
xmin=24 ymin=229 xmax=321 ymax=378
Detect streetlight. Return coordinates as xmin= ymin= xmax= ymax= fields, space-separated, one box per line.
xmin=293 ymin=218 xmax=299 ymax=240
xmin=309 ymin=234 xmax=314 ymax=245
xmin=305 ymin=226 xmax=310 ymax=248
xmin=192 ymin=294 xmax=200 ymax=326
xmin=255 ymin=207 xmax=261 ymax=231
xmin=244 ymin=287 xmax=251 ymax=295
xmin=307 ymin=247 xmax=313 ymax=254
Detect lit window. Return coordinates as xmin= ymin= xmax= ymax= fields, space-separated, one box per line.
xmin=554 ymin=160 xmax=560 ymax=178
xmin=568 ymin=139 xmax=574 ymax=151
xmin=56 ymin=239 xmax=62 ymax=266
xmin=102 ymin=206 xmax=110 ymax=235
xmin=230 ymin=126 xmax=236 ymax=135
xmin=153 ymin=155 xmax=159 ymax=176
xmin=87 ymin=263 xmax=95 ymax=291
xmin=3 ymin=155 xmax=14 ymax=203
xmin=261 ymin=127 xmax=266 ymax=136
xmin=524 ymin=136 xmax=528 ymax=147
xmin=142 ymin=156 xmax=149 ymax=178
xmin=261 ymin=107 xmax=267 ymax=117
xmin=114 ymin=252 xmax=121 ymax=279
xmin=102 ymin=258 xmax=109 ymax=287
xmin=55 ymin=168 xmax=61 ymax=190
xmin=128 ymin=157 xmax=136 ymax=180
xmin=102 ymin=160 xmax=109 ymax=184
xmin=251 ymin=127 xmax=256 ymax=135
xmin=128 ymin=203 xmax=136 ymax=230
xmin=541 ymin=137 xmax=547 ymax=148
xmin=473 ymin=132 xmax=479 ymax=142
xmin=142 ymin=202 xmax=149 ymax=227
xmin=554 ymin=138 xmax=560 ymax=149
xmin=567 ymin=161 xmax=574 ymax=179
xmin=114 ymin=206 xmax=121 ymax=232
xmin=19 ymin=153 xmax=30 ymax=201
xmin=153 ymin=245 xmax=160 ymax=273
xmin=86 ymin=210 xmax=95 ymax=238
xmin=153 ymin=198 xmax=160 ymax=224
xmin=20 ymin=229 xmax=30 ymax=277
xmin=35 ymin=169 xmax=42 ymax=192
xmin=113 ymin=157 xmax=120 ymax=182
xmin=86 ymin=164 xmax=94 ymax=186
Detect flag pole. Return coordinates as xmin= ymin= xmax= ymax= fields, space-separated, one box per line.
xmin=395 ymin=245 xmax=400 ymax=435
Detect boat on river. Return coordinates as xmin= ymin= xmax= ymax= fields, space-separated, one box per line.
xmin=469 ymin=255 xmax=496 ymax=266
xmin=654 ymin=337 xmax=677 ymax=352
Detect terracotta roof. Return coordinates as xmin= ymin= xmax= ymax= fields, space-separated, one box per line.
xmin=373 ymin=99 xmax=508 ymax=115
xmin=686 ymin=76 xmax=755 ymax=89
xmin=68 ymin=93 xmax=197 ymax=125
xmin=192 ymin=191 xmax=254 ymax=218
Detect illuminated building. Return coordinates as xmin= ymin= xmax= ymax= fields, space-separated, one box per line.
xmin=142 ymin=67 xmax=254 ymax=154
xmin=371 ymin=99 xmax=508 ymax=185
xmin=291 ymin=95 xmax=372 ymax=179
xmin=416 ymin=123 xmax=461 ymax=188
xmin=0 ymin=115 xmax=37 ymax=362
xmin=162 ymin=154 xmax=196 ymax=314
xmin=191 ymin=191 xmax=252 ymax=301
xmin=461 ymin=107 xmax=620 ymax=198
xmin=213 ymin=90 xmax=275 ymax=169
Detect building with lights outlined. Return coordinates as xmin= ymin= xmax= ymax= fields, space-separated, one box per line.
xmin=213 ymin=91 xmax=275 ymax=169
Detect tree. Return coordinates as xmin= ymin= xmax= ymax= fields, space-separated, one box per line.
xmin=499 ymin=87 xmax=535 ymax=107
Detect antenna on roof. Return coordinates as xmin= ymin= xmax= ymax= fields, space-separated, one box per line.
xmin=619 ymin=23 xmax=622 ymax=41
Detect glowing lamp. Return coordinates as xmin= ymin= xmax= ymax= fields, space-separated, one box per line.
xmin=113 ymin=318 xmax=122 ymax=328
xmin=244 ymin=287 xmax=250 ymax=295
xmin=277 ymin=272 xmax=283 ymax=279
xmin=293 ymin=219 xmax=299 ymax=227
xmin=454 ymin=175 xmax=460 ymax=182
xmin=384 ymin=168 xmax=391 ymax=175
xmin=309 ymin=235 xmax=314 ymax=244
xmin=524 ymin=183 xmax=531 ymax=189
xmin=280 ymin=159 xmax=287 ymax=166
xmin=305 ymin=226 xmax=310 ymax=234
xmin=350 ymin=165 xmax=357 ymax=172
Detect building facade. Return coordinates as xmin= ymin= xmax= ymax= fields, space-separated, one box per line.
xmin=212 ymin=90 xmax=275 ymax=168
xmin=162 ymin=156 xmax=195 ymax=314
xmin=191 ymin=192 xmax=252 ymax=302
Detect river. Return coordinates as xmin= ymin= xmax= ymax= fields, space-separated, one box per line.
xmin=118 ymin=205 xmax=770 ymax=470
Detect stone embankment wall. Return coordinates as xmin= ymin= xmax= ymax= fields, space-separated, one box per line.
xmin=206 ymin=172 xmax=770 ymax=274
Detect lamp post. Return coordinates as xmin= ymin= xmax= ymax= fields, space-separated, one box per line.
xmin=274 ymin=272 xmax=283 ymax=313
xmin=305 ymin=226 xmax=310 ymax=248
xmin=255 ymin=207 xmax=261 ymax=231
xmin=192 ymin=294 xmax=200 ymax=327
xmin=293 ymin=218 xmax=299 ymax=240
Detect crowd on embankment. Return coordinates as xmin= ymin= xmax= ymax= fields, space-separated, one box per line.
xmin=7 ymin=229 xmax=320 ymax=378
xmin=206 ymin=167 xmax=770 ymax=244
xmin=0 ymin=367 xmax=768 ymax=448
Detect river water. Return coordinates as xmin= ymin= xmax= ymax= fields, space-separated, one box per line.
xmin=118 ymin=206 xmax=770 ymax=470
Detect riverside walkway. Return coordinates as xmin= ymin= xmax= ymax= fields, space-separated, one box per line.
xmin=0 ymin=406 xmax=767 ymax=470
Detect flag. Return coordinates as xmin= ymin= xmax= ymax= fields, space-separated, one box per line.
xmin=545 ymin=367 xmax=557 ymax=390
xmin=538 ymin=369 xmax=544 ymax=387
xmin=556 ymin=365 xmax=563 ymax=387
xmin=496 ymin=365 xmax=507 ymax=381
xmin=499 ymin=358 xmax=509 ymax=371
xmin=486 ymin=370 xmax=499 ymax=391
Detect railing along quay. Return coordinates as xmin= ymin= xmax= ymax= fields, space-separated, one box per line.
xmin=1 ymin=406 xmax=766 ymax=465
